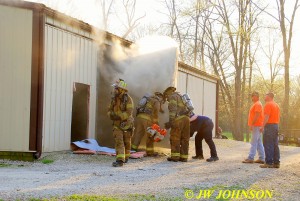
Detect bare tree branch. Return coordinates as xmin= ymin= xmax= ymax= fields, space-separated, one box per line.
xmin=99 ymin=0 xmax=114 ymax=30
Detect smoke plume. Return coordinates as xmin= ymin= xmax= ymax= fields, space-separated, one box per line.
xmin=98 ymin=35 xmax=178 ymax=148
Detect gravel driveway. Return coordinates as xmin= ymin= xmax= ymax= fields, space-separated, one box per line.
xmin=0 ymin=139 xmax=299 ymax=201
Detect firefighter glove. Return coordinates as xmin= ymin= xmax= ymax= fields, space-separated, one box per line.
xmin=110 ymin=112 xmax=121 ymax=121
xmin=165 ymin=121 xmax=175 ymax=129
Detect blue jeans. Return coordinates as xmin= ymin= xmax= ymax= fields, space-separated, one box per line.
xmin=263 ymin=124 xmax=280 ymax=165
xmin=248 ymin=126 xmax=265 ymax=160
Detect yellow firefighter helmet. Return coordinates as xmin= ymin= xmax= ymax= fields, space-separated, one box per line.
xmin=112 ymin=79 xmax=128 ymax=91
xmin=163 ymin=86 xmax=176 ymax=96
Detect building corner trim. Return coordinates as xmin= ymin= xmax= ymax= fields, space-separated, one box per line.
xmin=29 ymin=8 xmax=45 ymax=159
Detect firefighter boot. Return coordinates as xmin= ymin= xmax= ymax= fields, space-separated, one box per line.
xmin=112 ymin=160 xmax=124 ymax=167
xmin=167 ymin=157 xmax=179 ymax=162
xmin=145 ymin=152 xmax=159 ymax=157
xmin=179 ymin=158 xmax=188 ymax=162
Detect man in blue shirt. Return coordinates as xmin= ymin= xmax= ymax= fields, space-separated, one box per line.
xmin=190 ymin=113 xmax=219 ymax=162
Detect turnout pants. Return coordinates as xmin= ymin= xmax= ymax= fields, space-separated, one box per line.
xmin=170 ymin=116 xmax=190 ymax=160
xmin=113 ymin=129 xmax=132 ymax=162
xmin=132 ymin=117 xmax=154 ymax=154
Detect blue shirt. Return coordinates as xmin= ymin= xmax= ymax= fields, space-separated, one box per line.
xmin=190 ymin=116 xmax=211 ymax=136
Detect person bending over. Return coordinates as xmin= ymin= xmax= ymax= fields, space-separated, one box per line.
xmin=190 ymin=113 xmax=219 ymax=162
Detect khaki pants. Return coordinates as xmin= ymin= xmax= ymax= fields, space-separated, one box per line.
xmin=170 ymin=116 xmax=190 ymax=160
xmin=132 ymin=117 xmax=154 ymax=154
xmin=113 ymin=129 xmax=132 ymax=162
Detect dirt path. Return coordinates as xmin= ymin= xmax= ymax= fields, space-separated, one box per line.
xmin=0 ymin=139 xmax=299 ymax=200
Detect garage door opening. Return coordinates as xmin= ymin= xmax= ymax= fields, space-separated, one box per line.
xmin=71 ymin=83 xmax=90 ymax=142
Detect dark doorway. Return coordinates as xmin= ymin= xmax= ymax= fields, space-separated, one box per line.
xmin=71 ymin=83 xmax=90 ymax=142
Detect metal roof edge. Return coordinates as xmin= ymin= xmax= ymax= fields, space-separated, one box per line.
xmin=0 ymin=0 xmax=132 ymax=47
xmin=1 ymin=0 xmax=218 ymax=81
xmin=0 ymin=0 xmax=45 ymax=10
xmin=178 ymin=61 xmax=219 ymax=82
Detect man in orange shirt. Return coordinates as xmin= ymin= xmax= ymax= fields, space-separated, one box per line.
xmin=260 ymin=92 xmax=281 ymax=168
xmin=242 ymin=92 xmax=265 ymax=164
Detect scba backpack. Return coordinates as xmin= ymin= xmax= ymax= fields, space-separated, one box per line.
xmin=181 ymin=93 xmax=194 ymax=112
xmin=136 ymin=93 xmax=151 ymax=115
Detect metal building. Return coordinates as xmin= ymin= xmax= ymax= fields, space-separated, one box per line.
xmin=0 ymin=0 xmax=218 ymax=160
xmin=0 ymin=0 xmax=101 ymax=160
xmin=177 ymin=62 xmax=219 ymax=135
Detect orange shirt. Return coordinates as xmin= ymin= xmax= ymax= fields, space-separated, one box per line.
xmin=248 ymin=101 xmax=264 ymax=126
xmin=264 ymin=101 xmax=280 ymax=124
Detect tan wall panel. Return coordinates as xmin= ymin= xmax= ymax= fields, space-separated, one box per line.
xmin=177 ymin=72 xmax=217 ymax=137
xmin=176 ymin=71 xmax=187 ymax=94
xmin=0 ymin=5 xmax=32 ymax=151
xmin=42 ymin=25 xmax=98 ymax=152
xmin=187 ymin=75 xmax=204 ymax=116
xmin=203 ymin=80 xmax=217 ymax=136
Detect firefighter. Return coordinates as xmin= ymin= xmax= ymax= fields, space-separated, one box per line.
xmin=163 ymin=87 xmax=190 ymax=162
xmin=131 ymin=92 xmax=164 ymax=156
xmin=107 ymin=79 xmax=134 ymax=167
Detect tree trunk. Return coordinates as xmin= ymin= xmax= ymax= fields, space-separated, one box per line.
xmin=278 ymin=0 xmax=299 ymax=129
xmin=246 ymin=43 xmax=254 ymax=142
xmin=283 ymin=55 xmax=290 ymax=129
xmin=234 ymin=68 xmax=243 ymax=141
xmin=193 ymin=0 xmax=201 ymax=68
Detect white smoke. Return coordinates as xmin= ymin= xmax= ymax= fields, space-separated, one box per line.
xmin=98 ymin=35 xmax=178 ymax=148
xmin=105 ymin=35 xmax=178 ymax=98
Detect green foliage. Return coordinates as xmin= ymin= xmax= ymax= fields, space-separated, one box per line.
xmin=128 ymin=194 xmax=182 ymax=201
xmin=222 ymin=132 xmax=233 ymax=140
xmin=128 ymin=194 xmax=156 ymax=201
xmin=219 ymin=75 xmax=300 ymax=139
xmin=210 ymin=184 xmax=244 ymax=191
xmin=224 ymin=131 xmax=299 ymax=146
xmin=63 ymin=195 xmax=121 ymax=201
xmin=30 ymin=194 xmax=183 ymax=201
xmin=183 ymin=185 xmax=245 ymax=201
xmin=157 ymin=197 xmax=182 ymax=201
xmin=183 ymin=184 xmax=245 ymax=192
xmin=41 ymin=159 xmax=54 ymax=164
xmin=222 ymin=132 xmax=251 ymax=142
xmin=289 ymin=76 xmax=300 ymax=129
xmin=0 ymin=163 xmax=11 ymax=168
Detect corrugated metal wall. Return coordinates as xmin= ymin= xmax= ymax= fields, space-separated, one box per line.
xmin=0 ymin=5 xmax=33 ymax=151
xmin=177 ymin=71 xmax=187 ymax=94
xmin=177 ymin=69 xmax=217 ymax=136
xmin=203 ymin=80 xmax=217 ymax=125
xmin=187 ymin=75 xmax=204 ymax=116
xmin=42 ymin=17 xmax=98 ymax=152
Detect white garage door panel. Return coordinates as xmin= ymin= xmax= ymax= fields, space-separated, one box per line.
xmin=177 ymin=71 xmax=187 ymax=94
xmin=0 ymin=5 xmax=32 ymax=151
xmin=187 ymin=75 xmax=204 ymax=116
xmin=42 ymin=25 xmax=98 ymax=152
xmin=203 ymin=80 xmax=217 ymax=136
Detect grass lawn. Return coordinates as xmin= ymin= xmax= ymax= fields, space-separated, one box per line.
xmin=222 ymin=132 xmax=300 ymax=147
xmin=222 ymin=132 xmax=251 ymax=142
